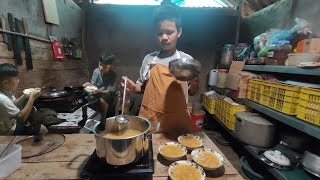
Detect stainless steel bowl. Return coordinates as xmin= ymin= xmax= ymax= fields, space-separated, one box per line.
xmin=93 ymin=116 xmax=151 ymax=166
xmin=169 ymin=58 xmax=201 ymax=81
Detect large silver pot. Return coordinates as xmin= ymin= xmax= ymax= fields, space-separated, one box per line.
xmin=92 ymin=116 xmax=151 ymax=166
xmin=235 ymin=112 xmax=276 ymax=148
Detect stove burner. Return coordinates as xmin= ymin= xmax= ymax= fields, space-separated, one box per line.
xmin=80 ymin=138 xmax=154 ymax=179
xmin=34 ymin=86 xmax=87 ymax=113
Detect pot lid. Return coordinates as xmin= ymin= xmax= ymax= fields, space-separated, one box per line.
xmin=263 ymin=150 xmax=291 ymax=166
xmin=236 ymin=112 xmax=274 ymax=126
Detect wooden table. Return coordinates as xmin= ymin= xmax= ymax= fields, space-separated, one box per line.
xmin=0 ymin=133 xmax=243 ymax=180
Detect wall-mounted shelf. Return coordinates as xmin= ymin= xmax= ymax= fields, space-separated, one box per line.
xmin=211 ymin=86 xmax=320 ymax=140
xmin=216 ymin=64 xmax=320 ymax=76
xmin=243 ymin=65 xmax=320 ymax=76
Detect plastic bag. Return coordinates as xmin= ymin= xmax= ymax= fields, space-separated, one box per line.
xmin=253 ymin=18 xmax=311 ymax=51
xmin=253 ymin=29 xmax=279 ymax=51
xmin=266 ymin=18 xmax=311 ymax=46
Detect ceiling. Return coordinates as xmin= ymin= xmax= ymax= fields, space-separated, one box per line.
xmin=73 ymin=0 xmax=280 ymax=14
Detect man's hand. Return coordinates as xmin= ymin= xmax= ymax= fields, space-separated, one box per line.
xmin=82 ymin=82 xmax=92 ymax=87
xmin=30 ymin=88 xmax=41 ymax=100
xmin=121 ymin=76 xmax=139 ymax=94
xmin=188 ymin=75 xmax=200 ymax=96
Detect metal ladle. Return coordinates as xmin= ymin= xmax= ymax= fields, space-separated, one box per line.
xmin=115 ymin=77 xmax=129 ymax=124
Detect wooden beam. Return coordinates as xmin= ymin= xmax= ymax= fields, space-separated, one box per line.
xmin=222 ymin=0 xmax=236 ymax=7
xmin=246 ymin=0 xmax=264 ymax=10
xmin=260 ymin=0 xmax=272 ymax=6
xmin=256 ymin=0 xmax=268 ymax=7
xmin=244 ymin=0 xmax=258 ymax=11
xmin=0 ymin=28 xmax=50 ymax=43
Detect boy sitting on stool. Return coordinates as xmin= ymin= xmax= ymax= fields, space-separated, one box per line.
xmin=0 ymin=63 xmax=43 ymax=135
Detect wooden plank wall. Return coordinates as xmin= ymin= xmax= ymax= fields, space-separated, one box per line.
xmin=0 ymin=34 xmax=89 ymax=95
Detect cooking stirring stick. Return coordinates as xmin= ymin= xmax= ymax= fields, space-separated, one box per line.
xmin=122 ymin=77 xmax=127 ymax=116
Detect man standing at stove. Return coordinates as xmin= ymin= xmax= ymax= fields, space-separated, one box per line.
xmin=122 ymin=5 xmax=200 ymax=133
xmin=83 ymin=53 xmax=117 ymax=125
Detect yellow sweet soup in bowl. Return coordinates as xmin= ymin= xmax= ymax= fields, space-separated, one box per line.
xmin=178 ymin=134 xmax=203 ymax=150
xmin=169 ymin=160 xmax=205 ymax=180
xmin=192 ymin=148 xmax=224 ymax=170
xmin=159 ymin=142 xmax=187 ymax=161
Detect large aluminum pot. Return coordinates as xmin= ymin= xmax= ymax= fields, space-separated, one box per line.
xmin=92 ymin=116 xmax=151 ymax=166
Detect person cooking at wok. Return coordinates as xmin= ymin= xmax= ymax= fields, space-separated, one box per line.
xmin=123 ymin=5 xmax=200 ymax=134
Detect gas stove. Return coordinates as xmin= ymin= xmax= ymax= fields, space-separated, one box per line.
xmin=80 ymin=138 xmax=154 ymax=179
xmin=34 ymin=86 xmax=88 ymax=113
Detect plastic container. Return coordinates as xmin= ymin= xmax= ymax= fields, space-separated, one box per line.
xmin=215 ymin=97 xmax=246 ymax=131
xmin=296 ymin=87 xmax=320 ymax=126
xmin=247 ymin=79 xmax=301 ymax=115
xmin=267 ymin=40 xmax=292 ymax=65
xmin=216 ymin=69 xmax=228 ymax=88
xmin=286 ymin=53 xmax=320 ymax=66
xmin=191 ymin=111 xmax=205 ymax=132
xmin=221 ymin=44 xmax=235 ymax=65
xmin=0 ymin=144 xmax=22 ymax=179
xmin=202 ymin=94 xmax=217 ymax=114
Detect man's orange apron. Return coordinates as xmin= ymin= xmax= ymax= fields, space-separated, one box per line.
xmin=139 ymin=63 xmax=193 ymax=134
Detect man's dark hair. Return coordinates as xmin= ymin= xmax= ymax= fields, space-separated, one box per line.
xmin=0 ymin=63 xmax=18 ymax=80
xmin=99 ymin=53 xmax=115 ymax=65
xmin=154 ymin=5 xmax=181 ymax=29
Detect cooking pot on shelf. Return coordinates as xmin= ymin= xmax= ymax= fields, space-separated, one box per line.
xmin=279 ymin=128 xmax=314 ymax=153
xmin=235 ymin=112 xmax=276 ymax=148
xmin=301 ymin=151 xmax=320 ymax=178
xmin=93 ymin=115 xmax=157 ymax=166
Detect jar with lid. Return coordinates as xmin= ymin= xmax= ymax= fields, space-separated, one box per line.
xmin=266 ymin=40 xmax=292 ymax=65
xmin=216 ymin=69 xmax=228 ymax=88
xmin=221 ymin=44 xmax=235 ymax=65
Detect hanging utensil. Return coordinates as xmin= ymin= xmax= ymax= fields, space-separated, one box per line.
xmin=115 ymin=77 xmax=129 ymax=124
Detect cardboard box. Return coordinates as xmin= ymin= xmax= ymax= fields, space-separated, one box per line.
xmin=226 ymin=61 xmax=257 ymax=90
xmin=226 ymin=71 xmax=256 ymax=90
xmin=296 ymin=38 xmax=320 ymax=53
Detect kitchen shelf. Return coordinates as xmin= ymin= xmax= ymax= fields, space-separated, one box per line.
xmin=243 ymin=65 xmax=320 ymax=76
xmin=211 ymin=87 xmax=320 ymax=140
xmin=210 ymin=114 xmax=314 ymax=180
xmin=243 ymin=100 xmax=320 ymax=140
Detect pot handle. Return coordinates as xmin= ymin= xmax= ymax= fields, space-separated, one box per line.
xmin=149 ymin=121 xmax=160 ymax=134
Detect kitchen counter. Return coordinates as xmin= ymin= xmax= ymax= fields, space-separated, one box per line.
xmin=0 ymin=133 xmax=243 ymax=180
